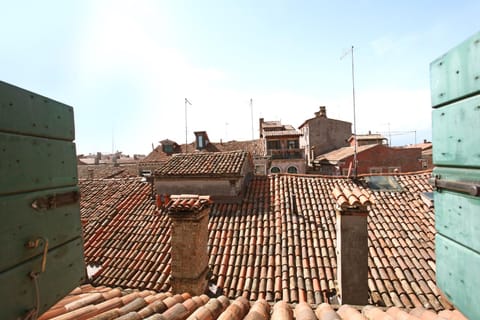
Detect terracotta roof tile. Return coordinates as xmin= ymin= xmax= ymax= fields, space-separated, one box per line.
xmin=40 ymin=285 xmax=467 ymax=320
xmin=142 ymin=140 xmax=264 ymax=164
xmin=167 ymin=195 xmax=212 ymax=213
xmin=79 ymin=172 xmax=456 ymax=312
xmin=155 ymin=151 xmax=248 ymax=177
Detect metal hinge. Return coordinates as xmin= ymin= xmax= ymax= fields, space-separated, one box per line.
xmin=31 ymin=190 xmax=80 ymax=210
xmin=429 ymin=175 xmax=480 ymax=197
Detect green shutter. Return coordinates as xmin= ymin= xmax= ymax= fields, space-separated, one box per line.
xmin=430 ymin=31 xmax=480 ymax=107
xmin=436 ymin=235 xmax=480 ymax=320
xmin=0 ymin=81 xmax=75 ymax=140
xmin=0 ymin=81 xmax=85 ymax=320
xmin=433 ymin=167 xmax=480 ymax=253
xmin=432 ymin=95 xmax=480 ymax=168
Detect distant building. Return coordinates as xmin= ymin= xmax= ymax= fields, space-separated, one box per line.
xmin=298 ymin=106 xmax=352 ymax=168
xmin=140 ymin=133 xmax=264 ymax=175
xmin=405 ymin=139 xmax=433 ymax=170
xmin=313 ymin=144 xmax=423 ymax=175
xmin=259 ymin=118 xmax=305 ymax=174
xmin=348 ymin=132 xmax=388 ymax=147
xmin=154 ymin=150 xmax=253 ymax=203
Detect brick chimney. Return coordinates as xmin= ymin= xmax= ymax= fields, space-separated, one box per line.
xmin=315 ymin=106 xmax=327 ymax=118
xmin=332 ymin=187 xmax=373 ymax=305
xmin=167 ymin=194 xmax=211 ymax=295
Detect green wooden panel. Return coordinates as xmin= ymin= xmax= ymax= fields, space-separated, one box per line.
xmin=433 ymin=167 xmax=480 ymax=253
xmin=0 ymin=132 xmax=78 ymax=195
xmin=432 ymin=94 xmax=480 ymax=167
xmin=430 ymin=31 xmax=480 ymax=107
xmin=0 ymin=186 xmax=82 ymax=272
xmin=0 ymin=237 xmax=86 ymax=320
xmin=436 ymin=234 xmax=480 ymax=320
xmin=0 ymin=81 xmax=75 ymax=141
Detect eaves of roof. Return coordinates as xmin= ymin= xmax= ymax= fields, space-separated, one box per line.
xmin=38 ymin=284 xmax=467 ymax=320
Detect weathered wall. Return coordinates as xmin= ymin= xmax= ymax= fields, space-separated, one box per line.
xmin=301 ymin=118 xmax=352 ymax=165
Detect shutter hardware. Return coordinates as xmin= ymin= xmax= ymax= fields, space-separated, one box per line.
xmin=429 ymin=175 xmax=480 ymax=197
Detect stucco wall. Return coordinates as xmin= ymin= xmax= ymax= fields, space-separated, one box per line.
xmin=301 ymin=118 xmax=352 ymax=165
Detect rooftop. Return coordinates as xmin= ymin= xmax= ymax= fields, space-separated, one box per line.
xmin=154 ymin=150 xmax=249 ymax=177
xmin=348 ymin=134 xmax=387 ymax=142
xmin=314 ymin=144 xmax=378 ymax=163
xmin=141 ymin=140 xmax=264 ymax=164
xmin=39 ymin=284 xmax=467 ymax=320
xmin=80 ymin=171 xmax=450 ymax=311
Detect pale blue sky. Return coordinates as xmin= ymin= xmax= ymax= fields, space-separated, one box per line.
xmin=1 ymin=1 xmax=479 ymax=155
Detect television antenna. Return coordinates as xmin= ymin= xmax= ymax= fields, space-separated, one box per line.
xmin=341 ymin=45 xmax=358 ymax=178
xmin=185 ymin=98 xmax=192 ymax=153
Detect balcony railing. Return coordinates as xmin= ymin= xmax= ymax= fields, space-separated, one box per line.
xmin=267 ymin=148 xmax=304 ymax=160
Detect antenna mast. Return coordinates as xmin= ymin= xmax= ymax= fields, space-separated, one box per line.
xmin=185 ymin=98 xmax=192 ymax=153
xmin=250 ymin=98 xmax=254 ymax=140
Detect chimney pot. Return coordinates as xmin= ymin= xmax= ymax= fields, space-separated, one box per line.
xmin=315 ymin=106 xmax=327 ymax=118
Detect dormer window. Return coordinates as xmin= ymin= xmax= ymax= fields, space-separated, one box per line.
xmin=194 ymin=131 xmax=210 ymax=150
xmin=160 ymin=139 xmax=177 ymax=155
xmin=163 ymin=144 xmax=173 ymax=153
xmin=198 ymin=135 xmax=205 ymax=149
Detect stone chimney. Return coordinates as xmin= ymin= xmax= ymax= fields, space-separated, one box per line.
xmin=167 ymin=194 xmax=211 ymax=295
xmin=332 ymin=187 xmax=373 ymax=305
xmin=259 ymin=118 xmax=264 ymax=138
xmin=315 ymin=106 xmax=327 ymax=118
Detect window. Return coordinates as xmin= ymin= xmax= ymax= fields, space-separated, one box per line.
xmin=287 ymin=140 xmax=299 ymax=149
xmin=267 ymin=140 xmax=281 ymax=150
xmin=365 ymin=176 xmax=403 ymax=192
xmin=369 ymin=167 xmax=383 ymax=174
xmin=255 ymin=165 xmax=266 ymax=175
xmin=287 ymin=166 xmax=298 ymax=173
xmin=421 ymin=159 xmax=428 ymax=169
xmin=270 ymin=166 xmax=281 ymax=174
xmin=163 ymin=144 xmax=173 ymax=153
xmin=197 ymin=135 xmax=204 ymax=149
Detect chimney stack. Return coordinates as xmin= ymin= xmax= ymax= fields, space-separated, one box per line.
xmin=332 ymin=187 xmax=372 ymax=305
xmin=167 ymin=194 xmax=211 ymax=295
xmin=259 ymin=118 xmax=264 ymax=138
xmin=315 ymin=106 xmax=327 ymax=118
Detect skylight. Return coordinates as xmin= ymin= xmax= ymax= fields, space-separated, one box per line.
xmin=365 ymin=176 xmax=403 ymax=192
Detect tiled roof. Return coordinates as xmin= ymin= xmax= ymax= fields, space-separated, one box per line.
xmin=314 ymin=144 xmax=378 ymax=162
xmin=332 ymin=187 xmax=373 ymax=209
xmin=80 ymin=172 xmax=452 ymax=311
xmin=155 ymin=151 xmax=248 ymax=177
xmin=78 ymin=164 xmax=139 ymax=179
xmin=39 ymin=285 xmax=468 ymax=320
xmin=141 ymin=140 xmax=264 ymax=163
xmin=167 ymin=195 xmax=212 ymax=213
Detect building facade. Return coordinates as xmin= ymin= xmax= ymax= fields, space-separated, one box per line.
xmin=314 ymin=144 xmax=424 ymax=175
xmin=259 ymin=118 xmax=305 ymax=174
xmin=298 ymin=106 xmax=352 ymax=168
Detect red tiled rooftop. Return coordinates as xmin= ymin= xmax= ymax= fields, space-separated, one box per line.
xmin=80 ymin=171 xmax=452 ymax=311
xmin=141 ymin=140 xmax=264 ymax=164
xmin=154 ymin=151 xmax=249 ymax=177
xmin=39 ymin=285 xmax=468 ymax=320
xmin=167 ymin=195 xmax=212 ymax=213
xmin=332 ymin=187 xmax=373 ymax=209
